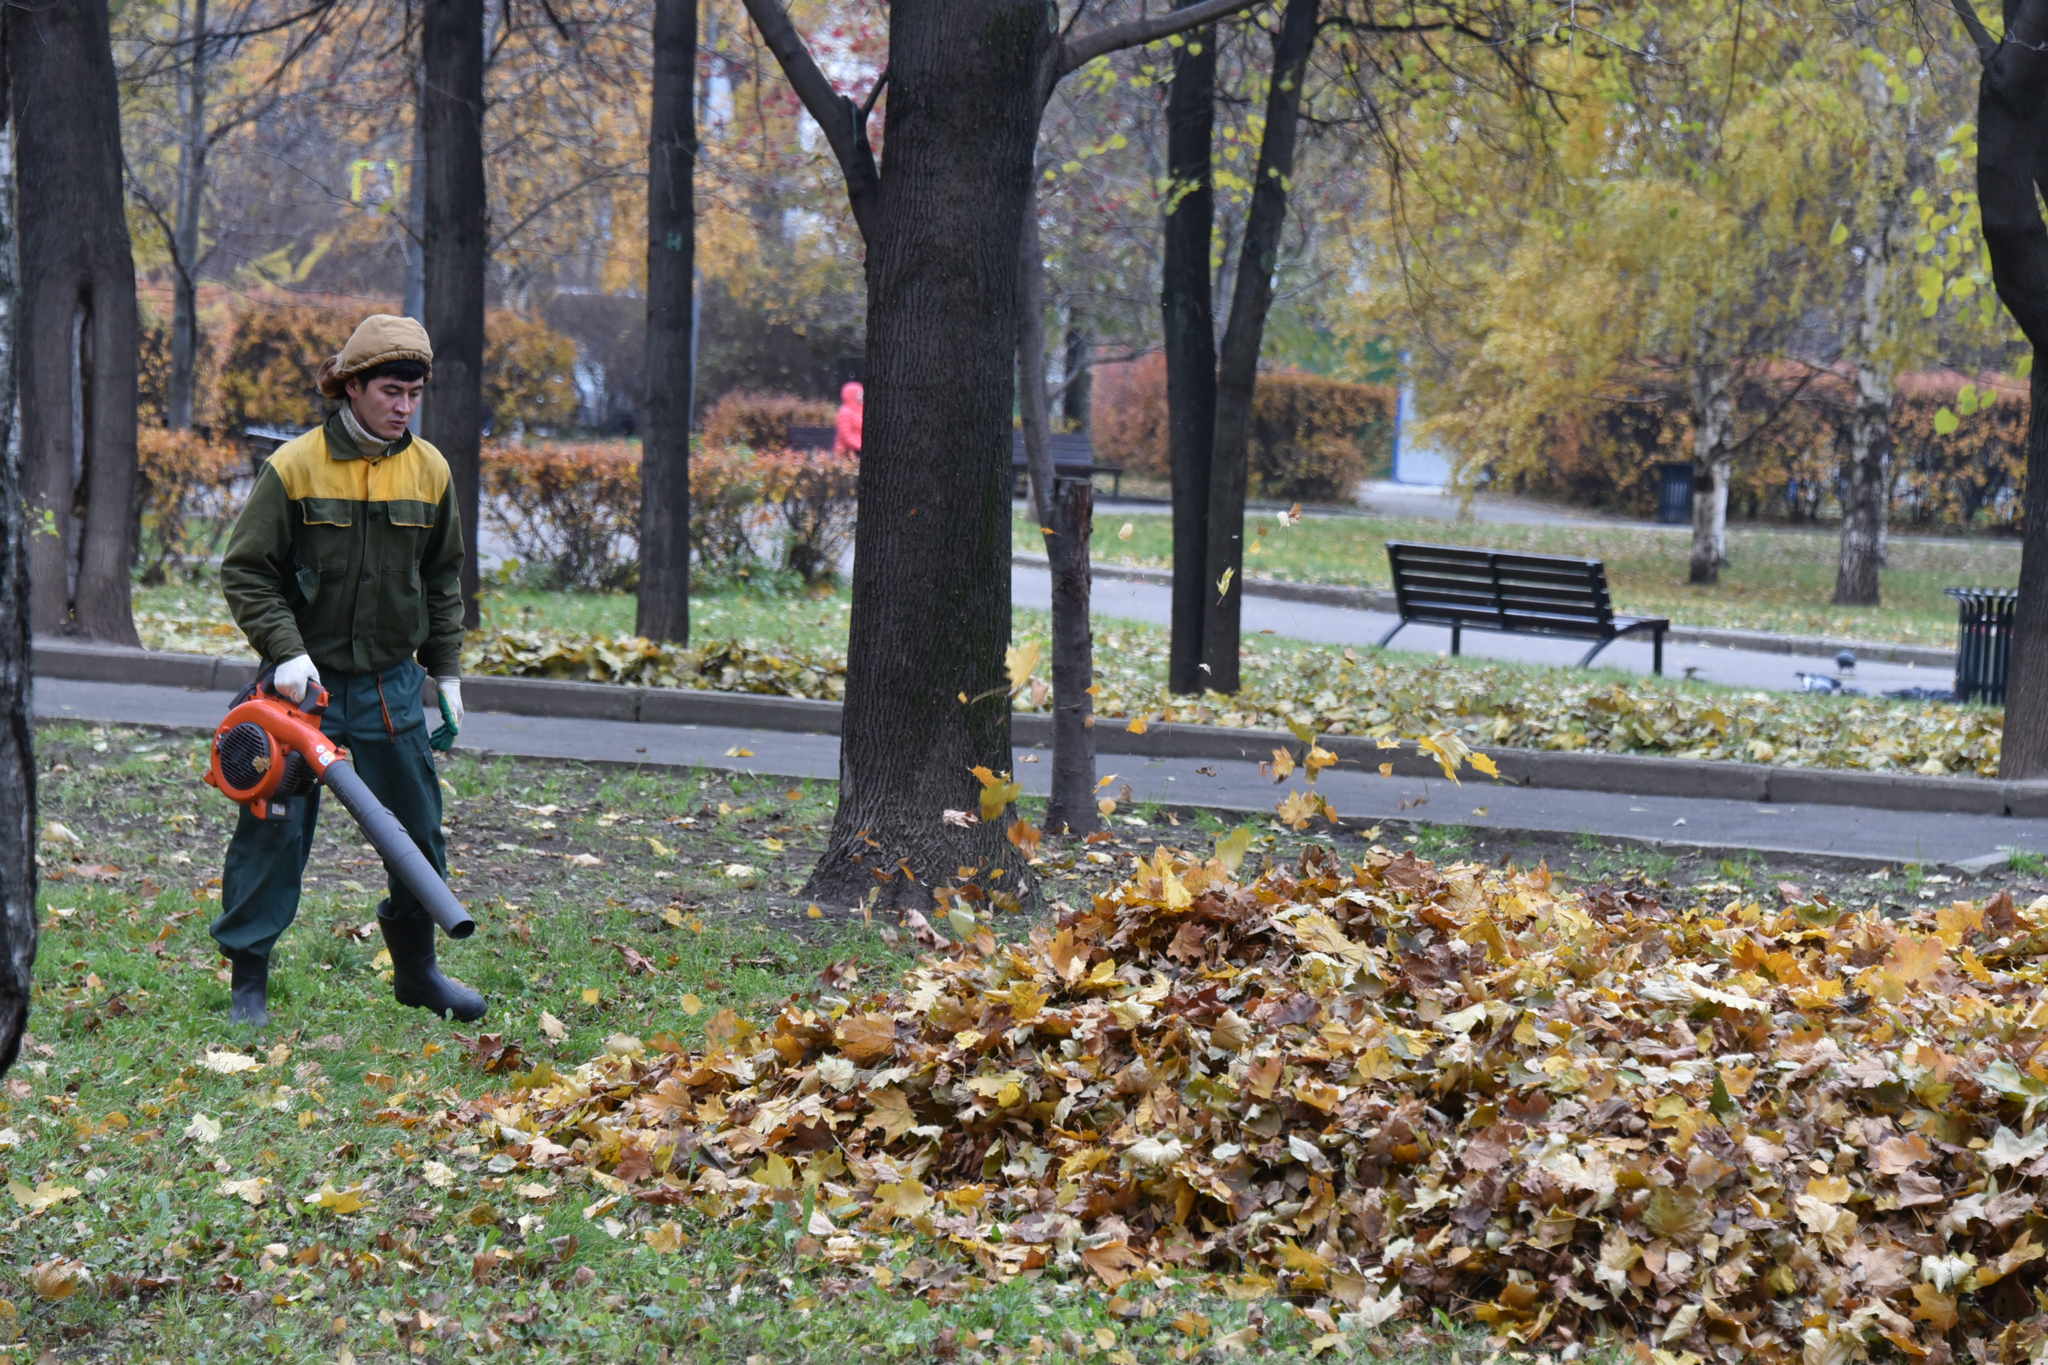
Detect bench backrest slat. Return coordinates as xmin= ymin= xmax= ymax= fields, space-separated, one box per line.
xmin=1387 ymin=541 xmax=1618 ymax=631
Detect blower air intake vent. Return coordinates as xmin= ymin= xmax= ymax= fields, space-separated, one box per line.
xmin=215 ymin=722 xmax=275 ymax=791
xmin=277 ymin=752 xmax=316 ymax=796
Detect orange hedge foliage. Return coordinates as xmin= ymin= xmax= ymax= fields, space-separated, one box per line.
xmin=481 ymin=441 xmax=860 ymax=590
xmin=702 ymin=390 xmax=837 ymax=451
xmin=1500 ymin=367 xmax=2031 ymax=529
xmin=136 ymin=427 xmax=245 ymax=584
xmin=484 ymin=442 xmax=643 ymax=591
xmin=1093 ymin=354 xmax=1396 ymax=501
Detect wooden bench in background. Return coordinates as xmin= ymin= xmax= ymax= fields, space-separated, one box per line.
xmin=1379 ymin=541 xmax=1669 ymax=673
xmin=785 ymin=424 xmax=1124 ymax=496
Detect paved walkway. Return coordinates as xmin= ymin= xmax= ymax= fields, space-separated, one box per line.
xmin=33 ymin=674 xmax=2046 ymax=873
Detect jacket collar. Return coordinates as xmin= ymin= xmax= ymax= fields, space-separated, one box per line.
xmin=324 ymin=409 xmax=415 ymax=462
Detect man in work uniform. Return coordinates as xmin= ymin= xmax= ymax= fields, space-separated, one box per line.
xmin=216 ymin=314 xmax=485 ymax=1027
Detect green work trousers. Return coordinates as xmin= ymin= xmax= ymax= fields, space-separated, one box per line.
xmin=212 ymin=659 xmax=447 ymax=959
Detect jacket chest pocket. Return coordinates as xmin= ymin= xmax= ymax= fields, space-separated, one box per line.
xmin=376 ymin=500 xmax=437 ymax=576
xmin=296 ymin=498 xmax=358 ymax=573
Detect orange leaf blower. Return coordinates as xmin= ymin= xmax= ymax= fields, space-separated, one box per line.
xmin=204 ymin=676 xmax=476 ymax=939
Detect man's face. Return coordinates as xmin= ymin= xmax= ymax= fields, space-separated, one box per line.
xmin=346 ymin=375 xmax=425 ymax=441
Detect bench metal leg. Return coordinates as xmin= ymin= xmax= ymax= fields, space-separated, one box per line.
xmin=1578 ymin=637 xmax=1616 ymax=669
xmin=1450 ymin=623 xmax=1461 ymax=656
xmin=1653 ymin=628 xmax=1664 ymax=677
xmin=1376 ymin=620 xmax=1408 ymax=649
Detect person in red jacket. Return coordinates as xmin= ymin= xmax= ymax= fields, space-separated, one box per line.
xmin=833 ymin=381 xmax=864 ymax=457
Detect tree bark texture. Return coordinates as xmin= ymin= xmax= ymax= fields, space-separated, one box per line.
xmin=1061 ymin=321 xmax=1091 ymax=430
xmin=168 ymin=0 xmax=209 ymax=431
xmin=637 ymin=0 xmax=697 ymax=646
xmin=421 ymin=0 xmax=486 ymax=631
xmin=1018 ymin=179 xmax=1097 ymax=837
xmin=1686 ymin=360 xmax=1734 ymax=585
xmin=1162 ymin=3 xmax=1218 ymax=695
xmin=1833 ymin=58 xmax=1910 ymax=609
xmin=1046 ymin=478 xmax=1097 ymax=835
xmin=801 ymin=0 xmax=1051 ymax=908
xmin=1203 ymin=0 xmax=1316 ymax=693
xmin=0 ymin=37 xmax=38 ymax=1078
xmin=1962 ymin=0 xmax=2048 ymax=776
xmin=10 ymin=0 xmax=140 ymax=644
xmin=1833 ymin=359 xmax=1893 ymax=606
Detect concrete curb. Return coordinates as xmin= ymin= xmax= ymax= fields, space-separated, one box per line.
xmin=1014 ymin=554 xmax=1958 ymax=669
xmin=32 ymin=637 xmax=2037 ymax=819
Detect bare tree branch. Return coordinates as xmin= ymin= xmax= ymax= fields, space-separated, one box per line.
xmin=1951 ymin=0 xmax=1999 ymax=61
xmin=737 ymin=0 xmax=879 ymax=240
xmin=1056 ymin=0 xmax=1270 ymax=79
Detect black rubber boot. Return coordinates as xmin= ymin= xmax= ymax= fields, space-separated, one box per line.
xmin=378 ymin=901 xmax=486 ymax=1022
xmin=227 ymin=950 xmax=269 ymax=1028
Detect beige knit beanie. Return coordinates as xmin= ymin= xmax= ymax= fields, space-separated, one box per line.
xmin=315 ymin=314 xmax=434 ymax=399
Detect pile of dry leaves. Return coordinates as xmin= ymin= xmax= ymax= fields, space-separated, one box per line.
xmin=461 ymin=845 xmax=2048 ymax=1361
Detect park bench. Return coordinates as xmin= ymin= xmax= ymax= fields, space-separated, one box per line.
xmin=784 ymin=424 xmax=1124 ymax=496
xmin=1379 ymin=541 xmax=1669 ymax=673
xmin=1011 ymin=430 xmax=1122 ymax=498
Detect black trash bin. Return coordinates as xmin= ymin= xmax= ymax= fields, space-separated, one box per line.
xmin=1655 ymin=463 xmax=1694 ymax=524
xmin=1946 ymin=587 xmax=2020 ymax=704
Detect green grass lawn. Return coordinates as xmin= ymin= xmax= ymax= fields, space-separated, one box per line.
xmin=1031 ymin=511 xmax=2017 ymax=647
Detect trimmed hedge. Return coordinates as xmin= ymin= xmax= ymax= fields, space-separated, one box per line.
xmin=1496 ymin=367 xmax=2030 ymax=529
xmin=480 ymin=440 xmax=858 ymax=591
xmin=1093 ymin=353 xmax=1396 ymax=501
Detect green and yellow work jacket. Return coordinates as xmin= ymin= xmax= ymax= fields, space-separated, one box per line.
xmin=222 ymin=413 xmax=466 ymax=679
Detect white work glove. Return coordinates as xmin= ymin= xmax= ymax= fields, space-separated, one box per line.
xmin=435 ymin=677 xmax=464 ymax=727
xmin=274 ymin=653 xmax=321 ymax=703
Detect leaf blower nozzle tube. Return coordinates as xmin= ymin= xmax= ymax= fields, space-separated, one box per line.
xmin=320 ymin=758 xmax=476 ymax=939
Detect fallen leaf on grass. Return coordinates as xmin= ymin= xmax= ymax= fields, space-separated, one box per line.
xmin=305 ymin=1184 xmax=368 ymax=1215
xmin=27 ymin=1258 xmax=89 ymax=1301
xmin=10 ymin=1180 xmax=82 ymax=1213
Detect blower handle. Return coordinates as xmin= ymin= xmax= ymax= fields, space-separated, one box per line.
xmin=320 ymin=757 xmax=476 ymax=939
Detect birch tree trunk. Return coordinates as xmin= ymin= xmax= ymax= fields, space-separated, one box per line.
xmin=1687 ymin=359 xmax=1735 ymax=586
xmin=1833 ymin=358 xmax=1893 ymax=605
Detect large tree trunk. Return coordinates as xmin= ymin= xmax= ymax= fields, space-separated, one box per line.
xmin=0 ymin=30 xmax=38 ymax=1079
xmin=1018 ymin=179 xmax=1097 ymax=837
xmin=637 ymin=0 xmax=697 ymax=646
xmin=1687 ymin=360 xmax=1735 ymax=586
xmin=167 ymin=0 xmax=208 ymax=432
xmin=1833 ymin=359 xmax=1892 ymax=606
xmin=801 ymin=0 xmax=1049 ymax=908
xmin=1203 ymin=0 xmax=1317 ymax=693
xmin=1162 ymin=0 xmax=1218 ymax=696
xmin=421 ymin=0 xmax=486 ymax=631
xmin=1961 ymin=0 xmax=2048 ymax=776
xmin=11 ymin=0 xmax=139 ymax=644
